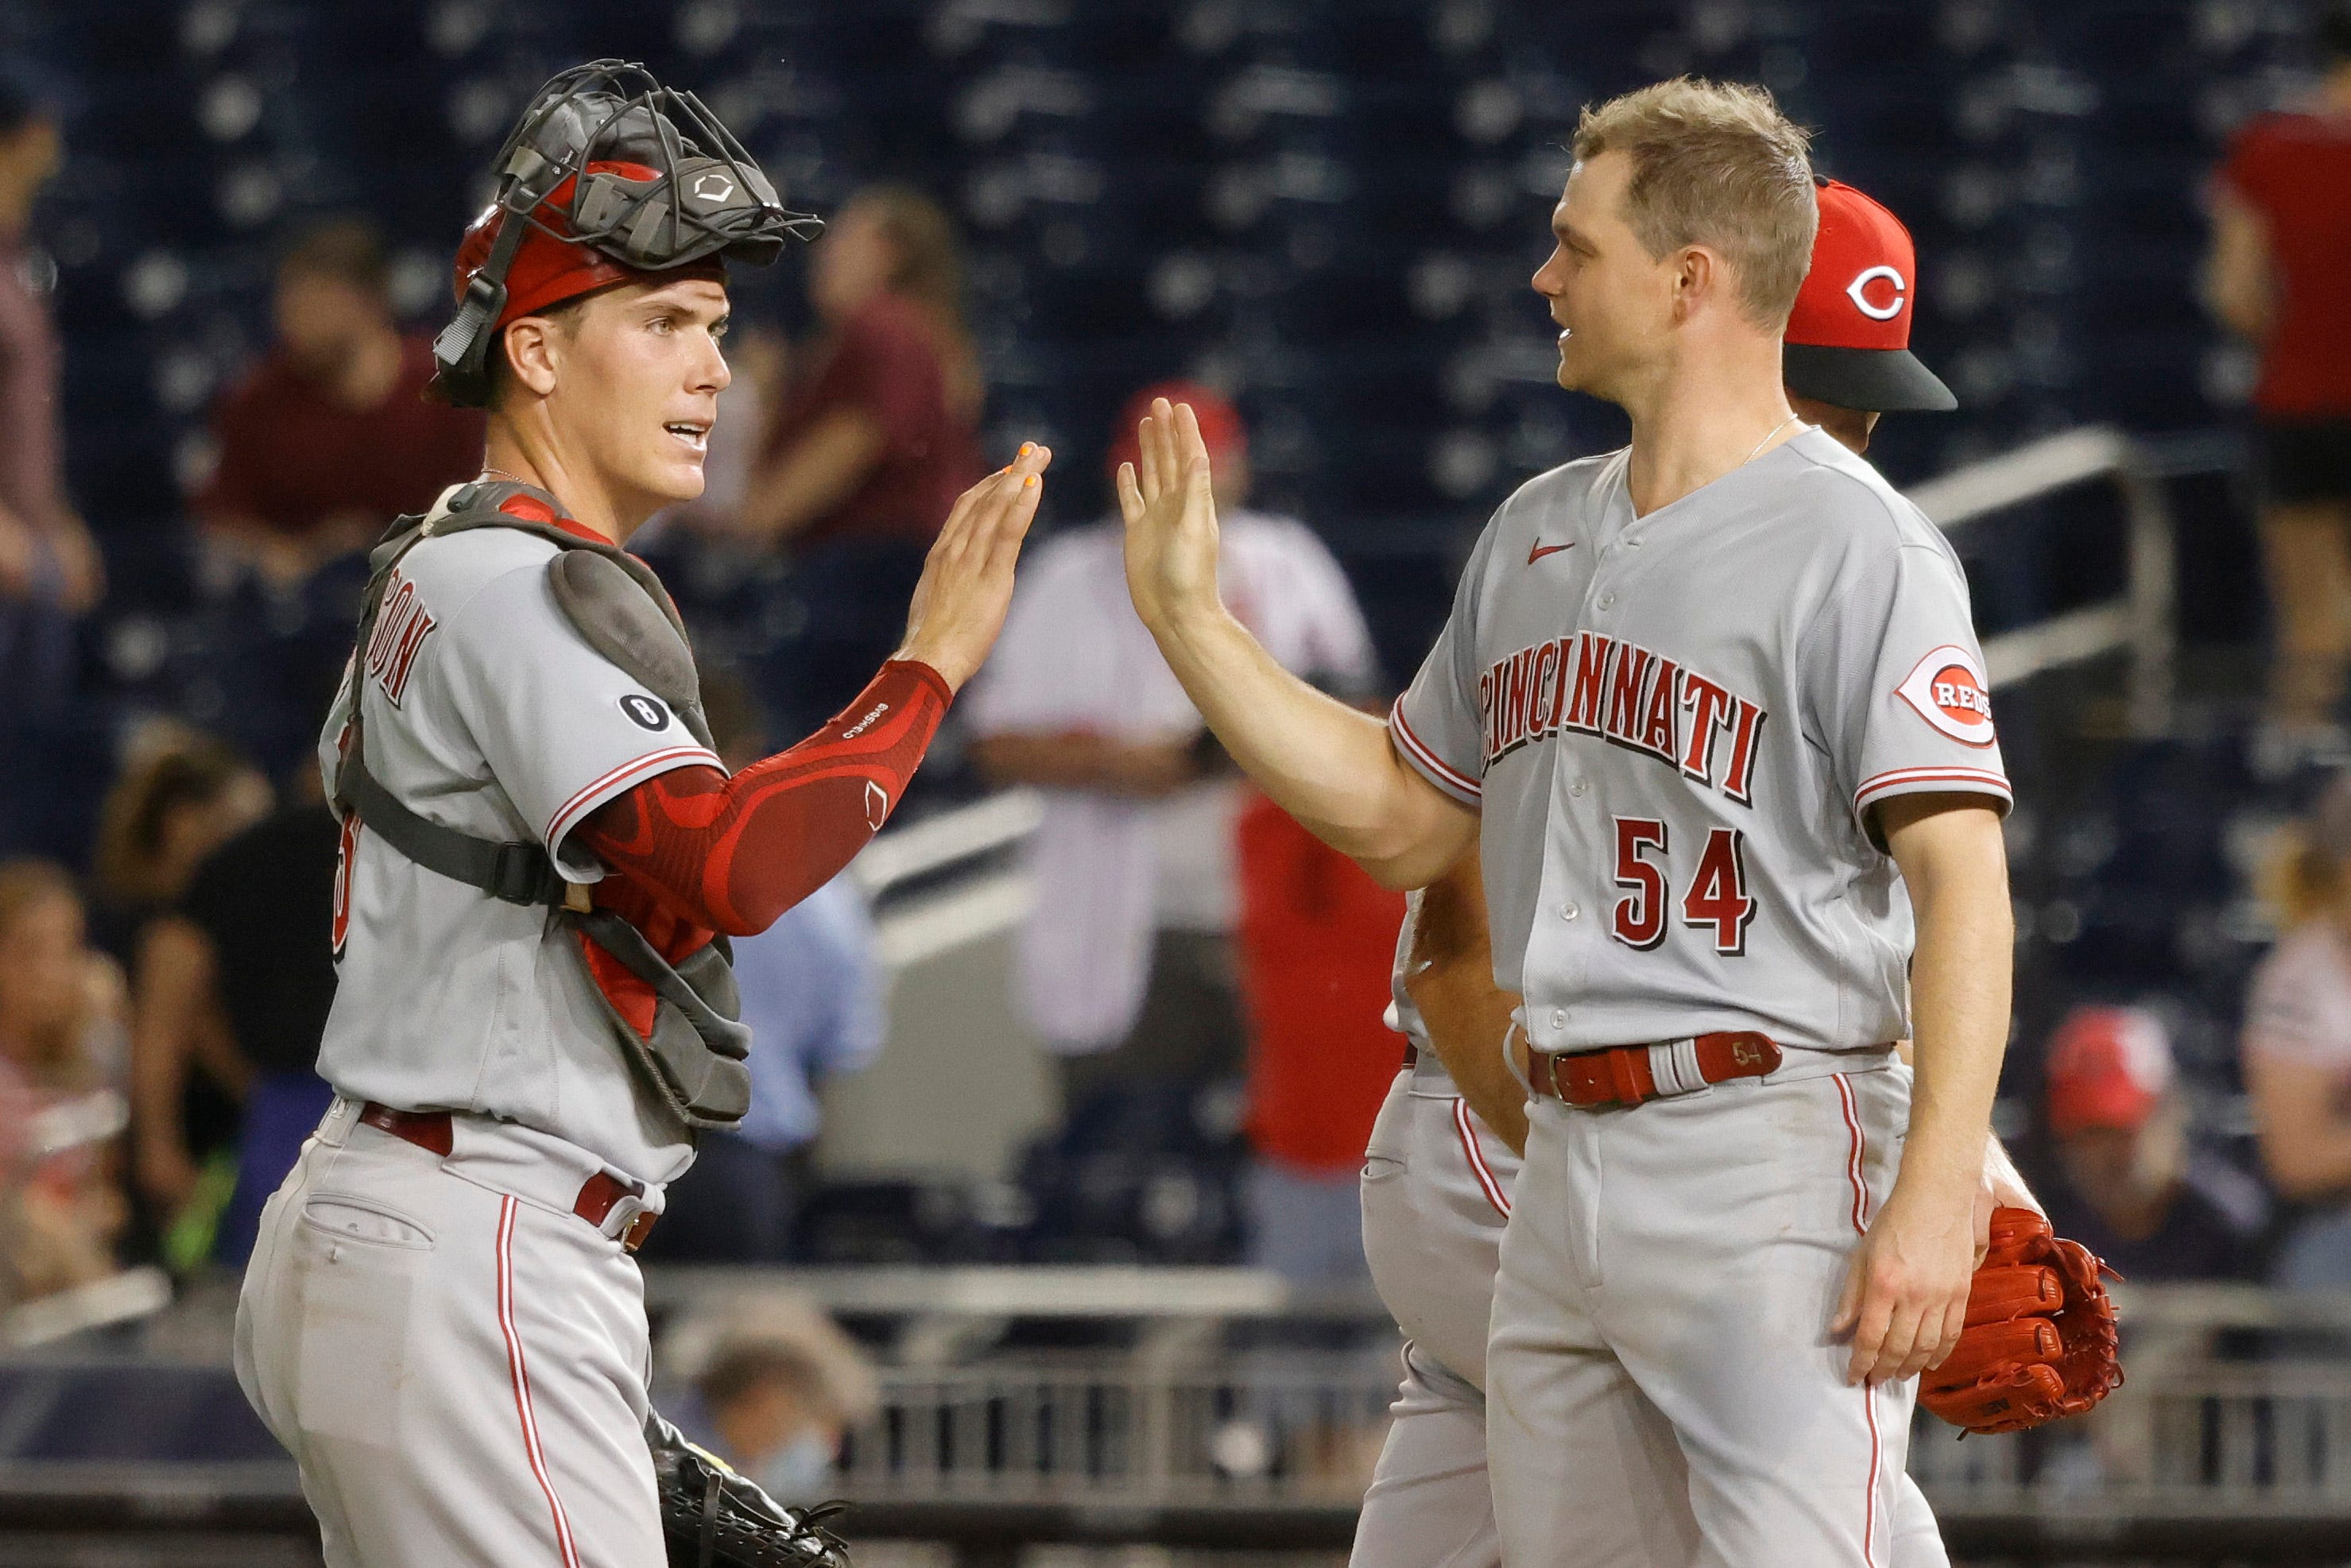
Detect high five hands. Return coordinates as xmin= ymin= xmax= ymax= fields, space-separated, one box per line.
xmin=896 ymin=441 xmax=1053 ymax=691
xmin=1116 ymin=397 xmax=1222 ymax=632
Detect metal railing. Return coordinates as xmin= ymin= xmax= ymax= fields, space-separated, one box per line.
xmin=1910 ymin=424 xmax=2177 ymax=727
xmin=11 ymin=1280 xmax=2351 ymax=1559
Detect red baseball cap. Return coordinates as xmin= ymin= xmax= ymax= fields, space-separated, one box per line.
xmin=1106 ymin=380 xmax=1248 ymax=479
xmin=1784 ymin=178 xmax=1955 ymax=414
xmin=439 ymin=160 xmax=726 ymax=391
xmin=2045 ymin=1005 xmax=2175 ymax=1137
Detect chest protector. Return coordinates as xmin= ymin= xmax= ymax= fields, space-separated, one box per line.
xmin=332 ymin=479 xmax=750 ymax=1131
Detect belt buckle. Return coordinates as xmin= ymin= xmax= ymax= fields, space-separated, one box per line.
xmin=1543 ymin=1053 xmax=1577 ymax=1105
xmin=595 ymin=1186 xmax=658 ymax=1252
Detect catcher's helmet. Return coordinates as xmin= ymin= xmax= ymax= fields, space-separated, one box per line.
xmin=432 ymin=59 xmax=822 ymax=407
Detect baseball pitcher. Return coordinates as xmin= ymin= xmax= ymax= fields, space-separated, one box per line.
xmin=1117 ymin=79 xmax=2080 ymax=1566
xmin=1348 ymin=172 xmax=2024 ymax=1568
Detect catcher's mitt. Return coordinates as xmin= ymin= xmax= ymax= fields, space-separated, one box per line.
xmin=1919 ymin=1206 xmax=2122 ymax=1435
xmin=648 ymin=1411 xmax=852 ymax=1568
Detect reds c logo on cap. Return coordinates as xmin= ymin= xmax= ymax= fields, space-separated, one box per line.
xmin=1896 ymin=645 xmax=1996 ymax=746
xmin=1846 ymin=264 xmax=1907 ymax=322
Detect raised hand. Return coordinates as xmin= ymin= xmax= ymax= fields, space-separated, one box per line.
xmin=1116 ymin=397 xmax=1222 ymax=632
xmin=896 ymin=442 xmax=1053 ymax=691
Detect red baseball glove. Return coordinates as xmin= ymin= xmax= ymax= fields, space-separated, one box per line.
xmin=1918 ymin=1206 xmax=2123 ymax=1435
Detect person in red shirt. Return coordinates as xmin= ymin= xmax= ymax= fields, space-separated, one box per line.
xmin=195 ymin=219 xmax=485 ymax=589
xmin=2207 ymin=2 xmax=2351 ymax=734
xmin=714 ymin=186 xmax=986 ymax=734
xmin=1233 ymin=797 xmax=1407 ymax=1283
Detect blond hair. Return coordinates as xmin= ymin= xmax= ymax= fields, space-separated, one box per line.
xmin=2265 ymin=774 xmax=2351 ymax=930
xmin=2264 ymin=830 xmax=2343 ymax=931
xmin=1571 ymin=77 xmax=1818 ymax=329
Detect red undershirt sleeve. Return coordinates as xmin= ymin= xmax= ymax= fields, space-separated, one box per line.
xmin=574 ymin=659 xmax=951 ymax=937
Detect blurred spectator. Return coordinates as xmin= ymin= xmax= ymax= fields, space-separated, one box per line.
xmin=2039 ymin=1005 xmax=2268 ymax=1283
xmin=2244 ymin=772 xmax=2351 ymax=1285
xmin=0 ymin=860 xmax=129 ymax=1305
xmin=0 ymin=74 xmax=103 ymax=861
xmin=193 ymin=217 xmax=484 ymax=590
xmin=666 ymin=1295 xmax=878 ymax=1505
xmin=90 ymin=728 xmax=272 ymax=962
xmin=92 ymin=730 xmax=269 ymax=1247
xmin=2206 ymin=2 xmax=2351 ymax=738
xmin=633 ymin=676 xmax=887 ymax=1263
xmin=132 ymin=795 xmax=341 ymax=1268
xmin=964 ymin=384 xmax=1377 ymax=1115
xmin=1232 ymin=796 xmax=1404 ymax=1283
xmin=718 ymin=186 xmax=984 ymax=734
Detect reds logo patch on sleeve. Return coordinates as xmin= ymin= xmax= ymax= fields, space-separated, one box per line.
xmin=1895 ymin=645 xmax=1996 ymax=746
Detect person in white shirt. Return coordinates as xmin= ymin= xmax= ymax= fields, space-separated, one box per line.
xmin=2244 ymin=770 xmax=2351 ymax=1284
xmin=964 ymin=383 xmax=1378 ymax=1113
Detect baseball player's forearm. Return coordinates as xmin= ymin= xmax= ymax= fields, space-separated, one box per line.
xmin=577 ymin=660 xmax=950 ymax=935
xmin=1894 ymin=1037 xmax=2042 ymax=1215
xmin=1884 ymin=799 xmax=2014 ymax=1204
xmin=1404 ymin=853 xmax=1530 ymax=1153
xmin=1422 ymin=999 xmax=1530 ymax=1157
xmin=1835 ymin=797 xmax=2013 ymax=1384
xmin=1148 ymin=603 xmax=1475 ymax=887
xmin=1118 ymin=397 xmax=1475 ymax=885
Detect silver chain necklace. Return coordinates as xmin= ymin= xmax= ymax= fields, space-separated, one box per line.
xmin=1741 ymin=412 xmax=1803 ymax=467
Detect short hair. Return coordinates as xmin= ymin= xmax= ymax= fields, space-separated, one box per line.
xmin=1571 ymin=78 xmax=1818 ymax=331
xmin=279 ymin=217 xmax=389 ymax=300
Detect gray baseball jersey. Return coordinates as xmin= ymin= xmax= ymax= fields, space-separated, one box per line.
xmin=315 ymin=489 xmax=722 ymax=1187
xmin=1389 ymin=428 xmax=2008 ymax=1058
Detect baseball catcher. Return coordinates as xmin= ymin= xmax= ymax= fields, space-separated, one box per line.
xmin=236 ymin=58 xmax=1051 ymax=1568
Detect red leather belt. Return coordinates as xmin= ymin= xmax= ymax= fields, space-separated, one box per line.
xmin=1530 ymin=1032 xmax=1784 ymax=1109
xmin=358 ymin=1103 xmax=659 ymax=1252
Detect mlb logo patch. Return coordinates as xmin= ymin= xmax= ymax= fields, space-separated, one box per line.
xmin=1896 ymin=645 xmax=1996 ymax=746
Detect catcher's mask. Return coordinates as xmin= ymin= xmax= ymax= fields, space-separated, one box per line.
xmin=432 ymin=58 xmax=823 ymax=408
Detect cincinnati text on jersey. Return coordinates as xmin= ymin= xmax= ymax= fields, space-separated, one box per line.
xmin=364 ymin=566 xmax=437 ymax=707
xmin=1478 ymin=631 xmax=1767 ymax=805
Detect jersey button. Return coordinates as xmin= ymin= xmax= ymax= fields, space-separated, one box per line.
xmin=1598 ymin=592 xmax=1617 ymax=610
xmin=1570 ymin=778 xmax=1589 ymax=797
xmin=1561 ymin=902 xmax=1580 ymax=921
xmin=1549 ymin=1009 xmax=1567 ymax=1029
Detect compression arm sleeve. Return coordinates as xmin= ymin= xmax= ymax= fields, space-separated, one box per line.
xmin=574 ymin=660 xmax=951 ymax=936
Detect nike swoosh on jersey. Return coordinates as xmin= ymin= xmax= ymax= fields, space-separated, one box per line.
xmin=1527 ymin=540 xmax=1575 ymax=563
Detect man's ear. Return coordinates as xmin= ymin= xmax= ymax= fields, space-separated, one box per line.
xmin=1670 ymin=246 xmax=1720 ymax=322
xmin=503 ymin=316 xmax=564 ymax=398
